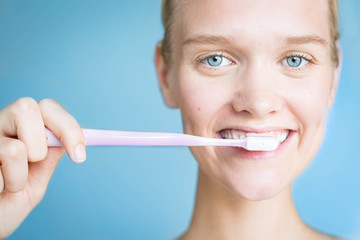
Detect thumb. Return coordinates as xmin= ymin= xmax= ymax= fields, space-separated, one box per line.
xmin=27 ymin=147 xmax=65 ymax=205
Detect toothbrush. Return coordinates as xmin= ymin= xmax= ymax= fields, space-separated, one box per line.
xmin=46 ymin=128 xmax=279 ymax=151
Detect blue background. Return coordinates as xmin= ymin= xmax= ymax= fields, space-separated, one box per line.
xmin=0 ymin=0 xmax=359 ymax=239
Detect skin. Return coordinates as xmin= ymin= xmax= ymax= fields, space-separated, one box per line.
xmin=0 ymin=98 xmax=85 ymax=238
xmin=155 ymin=0 xmax=342 ymax=239
xmin=0 ymin=0 xmax=342 ymax=239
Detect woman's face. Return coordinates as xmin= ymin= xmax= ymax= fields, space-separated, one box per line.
xmin=157 ymin=0 xmax=340 ymax=200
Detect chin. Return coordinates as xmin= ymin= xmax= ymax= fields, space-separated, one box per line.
xmin=219 ymin=168 xmax=292 ymax=201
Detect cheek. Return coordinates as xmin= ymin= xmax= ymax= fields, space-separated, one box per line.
xmin=285 ymin=72 xmax=332 ymax=173
xmin=176 ymin=71 xmax=231 ymax=135
xmin=290 ymin=73 xmax=331 ymax=132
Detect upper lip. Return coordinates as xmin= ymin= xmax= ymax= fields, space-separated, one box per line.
xmin=216 ymin=126 xmax=294 ymax=133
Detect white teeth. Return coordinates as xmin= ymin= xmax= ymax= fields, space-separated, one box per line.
xmin=226 ymin=132 xmax=231 ymax=139
xmin=247 ymin=132 xmax=270 ymax=137
xmin=278 ymin=131 xmax=289 ymax=143
xmin=221 ymin=129 xmax=290 ymax=144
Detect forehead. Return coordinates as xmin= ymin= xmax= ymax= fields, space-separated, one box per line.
xmin=176 ymin=0 xmax=330 ymax=47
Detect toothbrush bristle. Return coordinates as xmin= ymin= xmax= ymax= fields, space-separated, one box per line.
xmin=245 ymin=136 xmax=279 ymax=151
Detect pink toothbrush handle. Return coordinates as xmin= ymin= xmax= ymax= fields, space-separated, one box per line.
xmin=46 ymin=128 xmax=279 ymax=151
xmin=45 ymin=128 xmax=245 ymax=147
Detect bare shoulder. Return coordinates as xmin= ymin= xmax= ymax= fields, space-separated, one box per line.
xmin=173 ymin=228 xmax=343 ymax=240
xmin=174 ymin=233 xmax=342 ymax=240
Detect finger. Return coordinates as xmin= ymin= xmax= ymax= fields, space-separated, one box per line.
xmin=0 ymin=167 xmax=4 ymax=193
xmin=0 ymin=138 xmax=28 ymax=193
xmin=27 ymin=147 xmax=65 ymax=207
xmin=0 ymin=97 xmax=48 ymax=162
xmin=38 ymin=99 xmax=86 ymax=164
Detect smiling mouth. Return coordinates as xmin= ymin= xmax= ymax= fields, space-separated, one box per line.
xmin=219 ymin=129 xmax=290 ymax=146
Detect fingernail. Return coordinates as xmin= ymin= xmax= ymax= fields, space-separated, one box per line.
xmin=72 ymin=144 xmax=86 ymax=163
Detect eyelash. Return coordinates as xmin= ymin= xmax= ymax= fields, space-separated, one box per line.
xmin=195 ymin=52 xmax=234 ymax=67
xmin=281 ymin=52 xmax=314 ymax=71
xmin=195 ymin=51 xmax=315 ymax=71
xmin=284 ymin=52 xmax=312 ymax=61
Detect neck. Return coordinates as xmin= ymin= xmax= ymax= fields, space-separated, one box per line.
xmin=182 ymin=169 xmax=311 ymax=240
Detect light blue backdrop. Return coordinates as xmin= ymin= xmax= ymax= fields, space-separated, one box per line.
xmin=0 ymin=1 xmax=359 ymax=239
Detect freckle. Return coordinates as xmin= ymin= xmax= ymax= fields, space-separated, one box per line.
xmin=197 ymin=107 xmax=201 ymax=111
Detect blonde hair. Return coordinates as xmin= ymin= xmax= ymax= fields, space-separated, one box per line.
xmin=161 ymin=0 xmax=340 ymax=66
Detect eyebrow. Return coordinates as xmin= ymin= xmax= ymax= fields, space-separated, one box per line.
xmin=183 ymin=34 xmax=328 ymax=47
xmin=285 ymin=35 xmax=328 ymax=46
xmin=183 ymin=35 xmax=232 ymax=46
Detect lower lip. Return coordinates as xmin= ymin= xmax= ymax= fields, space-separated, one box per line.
xmin=217 ymin=130 xmax=295 ymax=160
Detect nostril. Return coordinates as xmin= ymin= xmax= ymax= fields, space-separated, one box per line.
xmin=231 ymin=94 xmax=281 ymax=118
xmin=270 ymin=109 xmax=277 ymax=114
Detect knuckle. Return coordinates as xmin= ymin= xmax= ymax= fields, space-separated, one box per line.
xmin=13 ymin=97 xmax=39 ymax=114
xmin=38 ymin=98 xmax=58 ymax=111
xmin=4 ymin=140 xmax=26 ymax=161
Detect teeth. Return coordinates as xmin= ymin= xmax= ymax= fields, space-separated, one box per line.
xmin=278 ymin=131 xmax=289 ymax=142
xmin=220 ymin=129 xmax=290 ymax=143
xmin=247 ymin=132 xmax=270 ymax=137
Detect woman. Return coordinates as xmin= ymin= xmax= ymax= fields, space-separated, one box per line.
xmin=0 ymin=0 xmax=343 ymax=239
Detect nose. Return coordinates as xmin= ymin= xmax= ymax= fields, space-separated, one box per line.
xmin=231 ymin=65 xmax=283 ymax=118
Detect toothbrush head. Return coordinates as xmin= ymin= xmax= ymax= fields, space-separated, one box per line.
xmin=245 ymin=136 xmax=280 ymax=151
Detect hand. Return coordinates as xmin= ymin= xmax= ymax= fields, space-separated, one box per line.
xmin=0 ymin=97 xmax=86 ymax=238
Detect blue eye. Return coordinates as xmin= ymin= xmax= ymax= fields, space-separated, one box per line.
xmin=282 ymin=56 xmax=309 ymax=68
xmin=207 ymin=56 xmax=223 ymax=66
xmin=287 ymin=56 xmax=302 ymax=67
xmin=202 ymin=55 xmax=232 ymax=67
